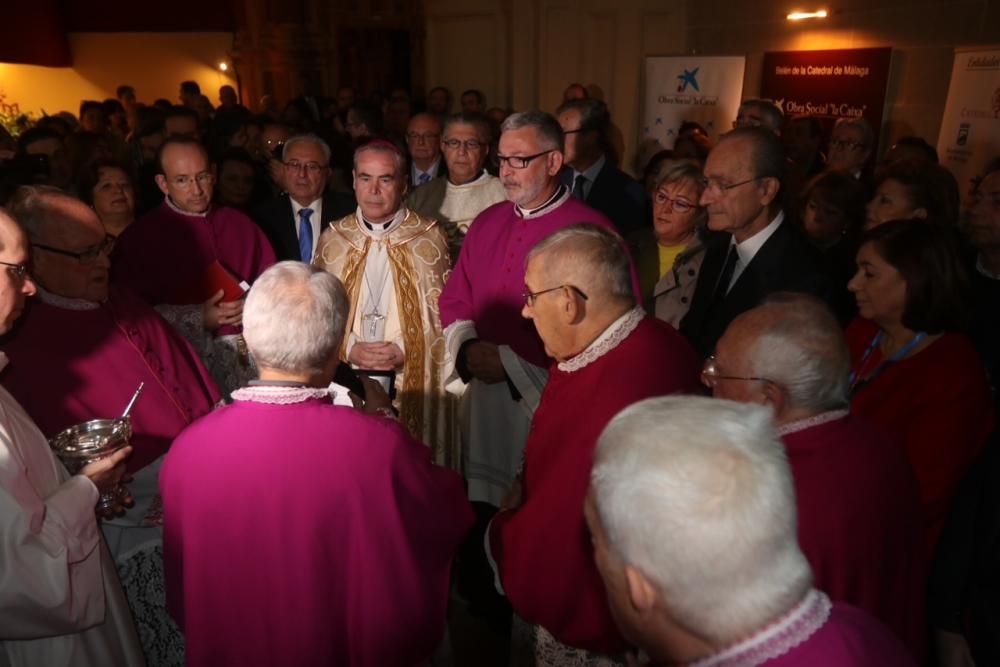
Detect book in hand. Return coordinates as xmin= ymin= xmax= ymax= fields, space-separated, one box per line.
xmin=172 ymin=260 xmax=249 ymax=305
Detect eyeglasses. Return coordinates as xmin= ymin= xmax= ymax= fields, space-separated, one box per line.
xmin=653 ymin=190 xmax=697 ymax=212
xmin=406 ymin=132 xmax=440 ymax=143
xmin=32 ymin=234 xmax=116 ymax=264
xmin=699 ymin=176 xmax=760 ymax=195
xmin=284 ymin=160 xmax=327 ymax=174
xmin=442 ymin=138 xmax=485 ymax=152
xmin=0 ymin=261 xmax=30 ymax=281
xmin=700 ymin=355 xmax=774 ymax=388
xmin=829 ymin=139 xmax=866 ymax=151
xmin=522 ymin=284 xmax=589 ymax=307
xmin=497 ymin=150 xmax=554 ymax=170
xmin=169 ymin=172 xmax=213 ymax=189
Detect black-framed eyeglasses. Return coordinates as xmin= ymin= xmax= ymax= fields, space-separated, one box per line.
xmin=522 ymin=284 xmax=589 ymax=307
xmin=442 ymin=138 xmax=485 ymax=152
xmin=699 ymin=176 xmax=760 ymax=195
xmin=0 ymin=260 xmax=30 ymax=281
xmin=497 ymin=150 xmax=554 ymax=170
xmin=32 ymin=234 xmax=116 ymax=264
xmin=700 ymin=355 xmax=774 ymax=388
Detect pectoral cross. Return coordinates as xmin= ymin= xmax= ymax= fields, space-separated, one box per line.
xmin=362 ymin=311 xmax=386 ymax=341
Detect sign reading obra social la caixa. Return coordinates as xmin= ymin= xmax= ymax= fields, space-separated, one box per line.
xmin=642 ymin=56 xmax=747 ymax=150
xmin=760 ymin=47 xmax=893 ymax=150
xmin=936 ymin=47 xmax=1000 ymax=202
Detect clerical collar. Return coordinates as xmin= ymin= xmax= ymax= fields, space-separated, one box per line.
xmin=359 ymin=207 xmax=407 ymax=235
xmin=36 ymin=285 xmax=101 ymax=311
xmin=689 ymin=589 xmax=831 ymax=667
xmin=232 ymin=381 xmax=354 ymax=407
xmin=558 ymin=306 xmax=644 ymax=373
xmin=515 ymin=185 xmax=570 ymax=220
xmin=165 ymin=196 xmax=211 ymax=218
xmin=776 ymin=408 xmax=850 ymax=437
xmin=976 ymin=254 xmax=1000 ymax=280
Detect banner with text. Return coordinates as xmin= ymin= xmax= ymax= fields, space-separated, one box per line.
xmin=642 ymin=56 xmax=746 ymax=150
xmin=936 ymin=47 xmax=1000 ymax=201
xmin=760 ymin=47 xmax=893 ymax=152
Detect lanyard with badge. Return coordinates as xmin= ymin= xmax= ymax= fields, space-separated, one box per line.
xmin=848 ymin=330 xmax=927 ymax=398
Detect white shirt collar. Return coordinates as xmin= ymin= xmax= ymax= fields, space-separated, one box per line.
xmin=573 ymin=154 xmax=606 ymax=184
xmin=165 ymin=196 xmax=210 ymax=218
xmin=412 ymin=157 xmax=441 ymax=183
xmin=291 ymin=197 xmax=323 ymax=219
xmin=358 ymin=207 xmax=407 ymax=236
xmin=732 ymin=210 xmax=785 ymax=268
xmin=557 ymin=307 xmax=645 ymax=373
xmin=515 ymin=185 xmax=570 ymax=220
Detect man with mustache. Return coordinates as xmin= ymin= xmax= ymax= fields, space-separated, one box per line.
xmin=313 ymin=140 xmax=455 ymax=467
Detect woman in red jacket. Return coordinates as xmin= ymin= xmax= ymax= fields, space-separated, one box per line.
xmin=846 ymin=219 xmax=994 ymax=554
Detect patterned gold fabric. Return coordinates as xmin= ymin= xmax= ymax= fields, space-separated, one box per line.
xmin=313 ymin=209 xmax=458 ymax=468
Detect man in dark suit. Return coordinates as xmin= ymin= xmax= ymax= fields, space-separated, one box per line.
xmin=680 ymin=127 xmax=832 ymax=359
xmin=557 ymin=98 xmax=647 ymax=236
xmin=251 ymin=134 xmax=355 ymax=262
xmin=405 ymin=113 xmax=447 ymax=187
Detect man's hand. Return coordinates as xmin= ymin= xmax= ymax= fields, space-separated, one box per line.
xmin=80 ymin=446 xmax=135 ymax=517
xmin=359 ymin=376 xmax=394 ymax=414
xmin=202 ymin=290 xmax=244 ymax=330
xmin=349 ymin=342 xmax=404 ymax=370
xmin=500 ymin=477 xmax=523 ymax=512
xmin=465 ymin=341 xmax=506 ymax=384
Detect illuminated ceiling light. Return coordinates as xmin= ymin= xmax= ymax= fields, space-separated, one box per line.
xmin=218 ymin=62 xmax=229 ymax=72
xmin=787 ymin=9 xmax=828 ymax=20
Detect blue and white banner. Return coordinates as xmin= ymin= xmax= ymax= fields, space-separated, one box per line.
xmin=936 ymin=47 xmax=1000 ymax=202
xmin=641 ymin=56 xmax=746 ymax=150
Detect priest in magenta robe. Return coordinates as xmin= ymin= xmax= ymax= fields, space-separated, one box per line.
xmin=487 ymin=225 xmax=701 ymax=662
xmin=588 ymin=396 xmax=915 ymax=667
xmin=0 ymin=206 xmax=144 ymax=667
xmin=438 ymin=110 xmax=635 ymax=507
xmin=112 ymin=136 xmax=276 ymax=394
xmin=706 ymin=295 xmax=925 ymax=658
xmin=5 ymin=186 xmax=221 ymax=664
xmin=161 ymin=262 xmax=473 ymax=667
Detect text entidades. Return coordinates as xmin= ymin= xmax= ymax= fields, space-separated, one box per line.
xmin=775 ymin=64 xmax=871 ymax=78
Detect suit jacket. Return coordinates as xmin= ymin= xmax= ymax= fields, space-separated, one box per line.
xmin=679 ymin=217 xmax=833 ymax=358
xmin=561 ymin=160 xmax=648 ymax=237
xmin=251 ymin=191 xmax=356 ymax=262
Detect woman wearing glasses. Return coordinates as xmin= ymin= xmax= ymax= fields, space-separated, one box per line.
xmin=629 ymin=161 xmax=709 ymax=328
xmin=846 ymin=219 xmax=993 ymax=554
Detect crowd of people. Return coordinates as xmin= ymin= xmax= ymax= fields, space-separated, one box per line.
xmin=0 ymin=79 xmax=997 ymax=667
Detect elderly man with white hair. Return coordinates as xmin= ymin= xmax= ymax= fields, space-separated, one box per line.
xmin=586 ymin=395 xmax=916 ymax=666
xmin=487 ymin=224 xmax=699 ymax=665
xmin=160 ymin=261 xmax=473 ymax=667
xmin=705 ymin=294 xmax=924 ymax=656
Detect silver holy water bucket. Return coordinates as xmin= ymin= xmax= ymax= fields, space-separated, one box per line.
xmin=49 ymin=417 xmax=132 ymax=512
